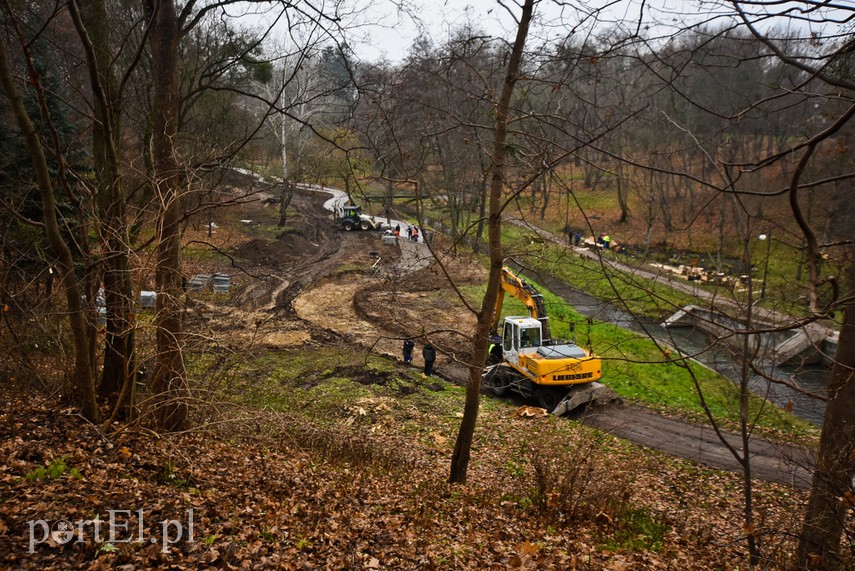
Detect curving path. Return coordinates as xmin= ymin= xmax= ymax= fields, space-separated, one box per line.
xmin=298 ymin=183 xmax=432 ymax=276
xmin=505 ymin=216 xmax=837 ymax=342
xmin=287 ymin=184 xmax=815 ymax=489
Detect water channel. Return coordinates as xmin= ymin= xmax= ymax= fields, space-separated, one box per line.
xmin=399 ymin=215 xmax=829 ymax=426
xmin=519 ymin=266 xmax=830 ymax=427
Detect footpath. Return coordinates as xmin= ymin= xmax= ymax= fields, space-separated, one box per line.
xmin=505 ymin=217 xmax=838 ymax=365
xmin=298 ymin=187 xmax=816 ymax=488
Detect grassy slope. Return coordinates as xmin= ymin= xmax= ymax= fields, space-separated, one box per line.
xmin=1 ymin=184 xmax=828 ymax=569
xmin=1 ymin=379 xmax=810 ymax=569
xmin=423 ymin=214 xmax=815 ymax=437
xmin=462 ymin=276 xmax=815 ymax=438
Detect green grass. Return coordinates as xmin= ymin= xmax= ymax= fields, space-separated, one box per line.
xmin=187 ymin=346 xmax=467 ymax=442
xmin=600 ymin=507 xmax=668 ymax=552
xmin=335 ymin=263 xmax=373 ymax=274
xmin=461 ymin=276 xmax=816 ymax=437
xmin=497 ymin=204 xmax=846 ymax=329
xmin=252 ymin=223 xmax=288 ymax=240
xmin=502 ymin=225 xmax=712 ymax=320
xmin=503 ymin=221 xmax=837 ymax=328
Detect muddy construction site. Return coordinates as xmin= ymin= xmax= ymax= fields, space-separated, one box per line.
xmin=181 ymin=180 xmax=813 ymax=488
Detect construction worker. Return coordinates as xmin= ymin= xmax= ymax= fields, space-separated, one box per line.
xmin=603 ymin=234 xmax=611 ymax=249
xmin=402 ymin=338 xmax=415 ymax=364
xmin=422 ymin=343 xmax=436 ymax=378
xmin=488 ymin=334 xmax=503 ymax=364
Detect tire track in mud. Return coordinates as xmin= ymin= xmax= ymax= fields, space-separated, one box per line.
xmin=293 ymin=278 xmax=401 ymax=360
xmin=287 ymin=189 xmax=815 ymax=489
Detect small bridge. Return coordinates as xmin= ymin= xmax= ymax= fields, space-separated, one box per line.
xmin=663 ymin=305 xmax=838 ymax=366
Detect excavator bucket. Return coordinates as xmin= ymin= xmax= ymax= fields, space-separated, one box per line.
xmin=550 ymin=382 xmax=621 ymax=416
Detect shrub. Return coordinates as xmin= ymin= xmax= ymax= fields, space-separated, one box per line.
xmin=519 ymin=431 xmax=635 ymax=524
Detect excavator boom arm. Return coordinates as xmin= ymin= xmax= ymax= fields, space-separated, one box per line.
xmin=491 ymin=267 xmax=551 ymax=342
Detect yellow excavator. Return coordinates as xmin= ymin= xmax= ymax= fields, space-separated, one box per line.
xmin=483 ymin=267 xmax=618 ymax=414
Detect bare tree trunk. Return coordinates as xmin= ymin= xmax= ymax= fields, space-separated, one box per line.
xmin=277 ymin=113 xmax=292 ymax=227
xmin=717 ymin=191 xmax=727 ymax=270
xmin=738 ymin=237 xmax=761 ymax=566
xmin=449 ymin=184 xmax=460 ymax=241
xmin=0 ymin=31 xmax=99 ymax=421
xmin=538 ymin=171 xmax=551 ymax=221
xmin=529 ymin=174 xmax=540 ymax=216
xmin=615 ymin=163 xmax=629 ymax=224
xmin=655 ymin=170 xmax=673 ymax=236
xmin=279 ymin=182 xmax=295 ymax=227
xmin=449 ymin=0 xmax=533 ymax=484
xmin=473 ymin=180 xmax=488 ymax=253
xmin=643 ymin=176 xmax=655 ymax=254
xmin=680 ymin=151 xmax=692 ymax=225
xmin=796 ymin=247 xmax=855 ymax=570
xmin=147 ymin=0 xmax=189 ymax=431
xmin=472 ymin=147 xmax=490 ymax=252
xmin=71 ymin=0 xmax=136 ymax=413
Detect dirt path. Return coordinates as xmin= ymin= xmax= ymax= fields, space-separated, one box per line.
xmin=292 ymin=278 xmax=401 ymax=360
xmin=579 ymin=404 xmax=814 ymax=488
xmin=231 ymin=183 xmax=815 ymax=489
xmin=291 ymin=231 xmax=442 ymax=368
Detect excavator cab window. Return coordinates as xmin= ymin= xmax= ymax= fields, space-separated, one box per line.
xmin=519 ymin=326 xmax=541 ymax=349
xmin=503 ymin=322 xmax=515 ymax=352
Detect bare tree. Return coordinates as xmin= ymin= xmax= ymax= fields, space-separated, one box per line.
xmin=702 ymin=3 xmax=855 ymax=566
xmin=264 ymin=43 xmax=328 ymax=225
xmin=70 ymin=0 xmax=137 ymax=418
xmin=0 ymin=18 xmax=99 ymax=421
xmin=449 ymin=0 xmax=534 ymax=484
xmin=143 ymin=0 xmax=189 ymax=431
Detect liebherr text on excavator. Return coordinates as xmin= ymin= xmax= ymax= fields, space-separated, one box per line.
xmin=483 ymin=267 xmax=618 ymax=414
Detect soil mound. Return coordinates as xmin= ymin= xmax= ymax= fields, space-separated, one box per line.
xmin=275 ymin=229 xmax=322 ymax=257
xmin=235 ymin=238 xmax=285 ymax=265
xmin=235 ymin=228 xmax=323 ymax=266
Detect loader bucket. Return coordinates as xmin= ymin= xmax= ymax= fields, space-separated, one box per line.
xmin=550 ymin=382 xmax=621 ymax=416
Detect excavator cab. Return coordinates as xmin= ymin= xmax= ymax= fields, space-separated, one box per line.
xmin=502 ymin=317 xmax=542 ymax=366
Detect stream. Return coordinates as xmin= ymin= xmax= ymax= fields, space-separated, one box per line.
xmin=517 ymin=265 xmax=829 ymax=427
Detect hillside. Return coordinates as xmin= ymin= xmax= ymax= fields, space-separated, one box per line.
xmin=0 ymin=383 xmax=808 ymax=570
xmin=0 ymin=181 xmax=831 ymax=569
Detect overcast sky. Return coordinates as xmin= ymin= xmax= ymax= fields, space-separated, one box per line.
xmin=348 ymin=0 xmax=712 ymax=63
xmin=354 ymin=0 xmax=517 ymax=62
xmin=353 ymin=0 xmax=602 ymax=62
xmin=236 ymin=0 xmax=838 ymax=66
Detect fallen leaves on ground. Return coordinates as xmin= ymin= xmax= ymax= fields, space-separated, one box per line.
xmin=0 ymin=392 xmax=815 ymax=570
